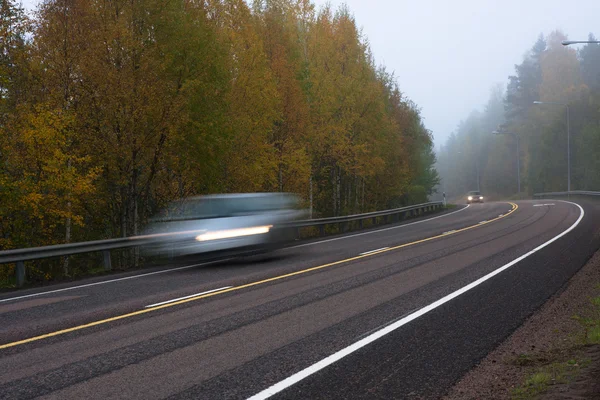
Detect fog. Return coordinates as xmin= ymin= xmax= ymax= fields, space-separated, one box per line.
xmin=312 ymin=0 xmax=599 ymax=146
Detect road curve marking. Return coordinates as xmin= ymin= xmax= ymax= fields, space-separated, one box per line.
xmin=0 ymin=259 xmax=234 ymax=304
xmin=247 ymin=201 xmax=584 ymax=400
xmin=0 ymin=205 xmax=472 ymax=304
xmin=145 ymin=286 xmax=232 ymax=308
xmin=290 ymin=204 xmax=471 ymax=249
xmin=0 ymin=203 xmax=518 ymax=350
xmin=359 ymin=247 xmax=389 ymax=256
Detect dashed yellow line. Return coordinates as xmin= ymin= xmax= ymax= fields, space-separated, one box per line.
xmin=0 ymin=202 xmax=518 ymax=350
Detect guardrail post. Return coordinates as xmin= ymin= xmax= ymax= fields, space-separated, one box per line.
xmin=103 ymin=250 xmax=112 ymax=271
xmin=359 ymin=219 xmax=363 ymax=229
xmin=16 ymin=261 xmax=25 ymax=287
xmin=319 ymin=224 xmax=325 ymax=236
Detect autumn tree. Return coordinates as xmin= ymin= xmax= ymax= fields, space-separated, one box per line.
xmin=1 ymin=0 xmax=441 ymax=283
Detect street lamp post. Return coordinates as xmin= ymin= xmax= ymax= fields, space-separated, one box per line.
xmin=533 ymin=101 xmax=571 ymax=192
xmin=492 ymin=130 xmax=520 ymax=194
xmin=562 ymin=40 xmax=600 ymax=46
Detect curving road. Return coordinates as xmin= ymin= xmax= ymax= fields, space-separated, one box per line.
xmin=1 ymin=200 xmax=600 ymax=399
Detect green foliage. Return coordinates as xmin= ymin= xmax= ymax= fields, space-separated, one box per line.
xmin=0 ymin=0 xmax=439 ymax=282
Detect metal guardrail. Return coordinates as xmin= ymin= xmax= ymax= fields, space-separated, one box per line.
xmin=1 ymin=201 xmax=443 ymax=287
xmin=534 ymin=190 xmax=600 ymax=198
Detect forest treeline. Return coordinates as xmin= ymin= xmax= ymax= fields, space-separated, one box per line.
xmin=437 ymin=31 xmax=600 ymax=200
xmin=0 ymin=0 xmax=438 ymax=278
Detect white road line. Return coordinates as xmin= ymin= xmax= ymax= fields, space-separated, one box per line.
xmin=291 ymin=204 xmax=471 ymax=249
xmin=498 ymin=214 xmax=504 ymax=217
xmin=247 ymin=201 xmax=584 ymax=400
xmin=443 ymin=230 xmax=457 ymax=235
xmin=479 ymin=221 xmax=488 ymax=224
xmin=359 ymin=247 xmax=389 ymax=256
xmin=144 ymin=286 xmax=232 ymax=308
xmin=534 ymin=203 xmax=555 ymax=207
xmin=0 ymin=205 xmax=471 ymax=304
xmin=0 ymin=259 xmax=232 ymax=304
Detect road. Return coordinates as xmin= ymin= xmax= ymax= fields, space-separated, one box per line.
xmin=1 ymin=200 xmax=599 ymax=399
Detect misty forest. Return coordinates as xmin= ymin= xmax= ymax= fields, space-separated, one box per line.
xmin=437 ymin=31 xmax=600 ymax=201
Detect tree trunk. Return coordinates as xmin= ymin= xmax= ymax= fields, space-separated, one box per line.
xmin=331 ymin=168 xmax=336 ymax=216
xmin=309 ymin=173 xmax=313 ymax=219
xmin=63 ymin=199 xmax=71 ymax=276
xmin=132 ymin=154 xmax=139 ymax=267
xmin=336 ymin=167 xmax=341 ymax=216
xmin=362 ymin=177 xmax=365 ymax=212
xmin=355 ymin=174 xmax=359 ymax=213
xmin=346 ymin=177 xmax=350 ymax=212
xmin=279 ymin=164 xmax=283 ymax=192
xmin=63 ymin=158 xmax=72 ymax=277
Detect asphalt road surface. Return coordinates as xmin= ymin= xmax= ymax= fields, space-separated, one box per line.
xmin=1 ymin=199 xmax=600 ymax=400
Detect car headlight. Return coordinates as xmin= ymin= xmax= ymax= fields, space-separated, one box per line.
xmin=479 ymin=196 xmax=483 ymax=200
xmin=468 ymin=196 xmax=473 ymax=201
xmin=196 ymin=225 xmax=273 ymax=241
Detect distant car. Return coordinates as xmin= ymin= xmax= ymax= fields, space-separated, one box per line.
xmin=141 ymin=193 xmax=307 ymax=259
xmin=467 ymin=191 xmax=484 ymax=204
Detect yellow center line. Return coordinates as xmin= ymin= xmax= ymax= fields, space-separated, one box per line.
xmin=0 ymin=202 xmax=519 ymax=350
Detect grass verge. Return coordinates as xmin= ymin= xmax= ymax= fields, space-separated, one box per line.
xmin=511 ymin=295 xmax=600 ymax=399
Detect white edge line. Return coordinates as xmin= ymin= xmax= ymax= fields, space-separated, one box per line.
xmin=479 ymin=221 xmax=488 ymax=224
xmin=247 ymin=200 xmax=584 ymax=400
xmin=0 ymin=205 xmax=471 ymax=304
xmin=443 ymin=230 xmax=457 ymax=235
xmin=0 ymin=259 xmax=232 ymax=304
xmin=359 ymin=247 xmax=389 ymax=256
xmin=291 ymin=204 xmax=471 ymax=249
xmin=145 ymin=286 xmax=232 ymax=308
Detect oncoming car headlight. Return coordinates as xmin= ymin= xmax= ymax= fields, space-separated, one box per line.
xmin=195 ymin=225 xmax=273 ymax=242
xmin=479 ymin=196 xmax=483 ymax=200
xmin=468 ymin=196 xmax=473 ymax=201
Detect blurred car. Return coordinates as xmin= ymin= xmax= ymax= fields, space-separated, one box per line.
xmin=466 ymin=191 xmax=484 ymax=204
xmin=141 ymin=193 xmax=307 ymax=258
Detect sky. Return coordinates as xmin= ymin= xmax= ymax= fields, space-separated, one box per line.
xmin=20 ymin=0 xmax=600 ymax=147
xmin=308 ymin=0 xmax=600 ymax=147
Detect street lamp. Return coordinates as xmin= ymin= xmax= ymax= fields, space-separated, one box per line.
xmin=532 ymin=101 xmax=571 ymax=192
xmin=492 ymin=129 xmax=520 ymax=194
xmin=562 ymin=40 xmax=600 ymax=46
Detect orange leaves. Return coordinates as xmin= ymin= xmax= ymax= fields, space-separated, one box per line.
xmin=0 ymin=0 xmax=439 ymax=261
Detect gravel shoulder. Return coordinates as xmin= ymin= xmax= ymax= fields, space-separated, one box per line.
xmin=444 ymin=248 xmax=600 ymax=400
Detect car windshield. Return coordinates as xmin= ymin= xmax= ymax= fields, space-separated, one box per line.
xmin=153 ymin=194 xmax=299 ymax=221
xmin=468 ymin=191 xmax=481 ymax=195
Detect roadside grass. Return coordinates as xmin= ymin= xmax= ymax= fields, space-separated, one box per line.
xmin=511 ymin=358 xmax=590 ymax=399
xmin=511 ymin=295 xmax=600 ymax=399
